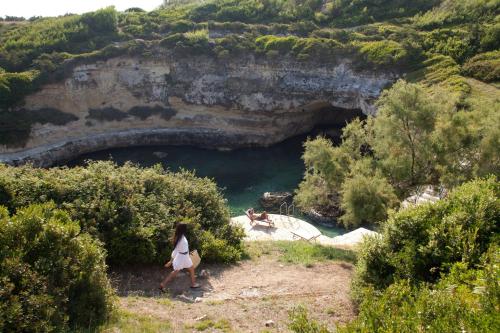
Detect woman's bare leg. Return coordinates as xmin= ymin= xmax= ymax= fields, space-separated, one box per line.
xmin=187 ymin=266 xmax=199 ymax=287
xmin=160 ymin=270 xmax=179 ymax=288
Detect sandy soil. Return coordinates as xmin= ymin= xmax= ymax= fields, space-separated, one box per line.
xmin=111 ymin=255 xmax=356 ymax=332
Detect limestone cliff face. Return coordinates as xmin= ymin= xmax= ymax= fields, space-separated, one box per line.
xmin=0 ymin=53 xmax=398 ymax=166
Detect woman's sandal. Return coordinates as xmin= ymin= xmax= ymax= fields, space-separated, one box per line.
xmin=159 ymin=285 xmax=166 ymax=293
xmin=190 ymin=284 xmax=201 ymax=289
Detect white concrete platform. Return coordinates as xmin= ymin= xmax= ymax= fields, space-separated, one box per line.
xmin=231 ymin=214 xmax=379 ymax=247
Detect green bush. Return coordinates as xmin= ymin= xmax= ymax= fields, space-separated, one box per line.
xmin=407 ymin=54 xmax=470 ymax=97
xmin=160 ymin=29 xmax=210 ymax=55
xmin=342 ymin=267 xmax=499 ymax=332
xmin=340 ymin=168 xmax=398 ymax=229
xmin=353 ymin=177 xmax=499 ymax=293
xmin=342 ymin=246 xmax=500 ymax=332
xmin=357 ymin=40 xmax=409 ymax=67
xmin=288 ymin=306 xmax=330 ymax=333
xmin=288 ymin=182 xmax=499 ymax=333
xmin=0 ymin=161 xmax=244 ymax=265
xmin=255 ymin=35 xmax=343 ymax=61
xmin=0 ymin=203 xmax=114 ymax=332
xmin=480 ymin=22 xmax=500 ymax=52
xmin=0 ymin=70 xmax=39 ymax=109
xmin=462 ymin=50 xmax=500 ymax=82
xmin=413 ymin=0 xmax=499 ymax=30
xmin=422 ymin=27 xmax=479 ymax=63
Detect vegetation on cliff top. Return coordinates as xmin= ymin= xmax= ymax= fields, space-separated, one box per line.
xmin=0 ymin=1 xmax=498 ymax=114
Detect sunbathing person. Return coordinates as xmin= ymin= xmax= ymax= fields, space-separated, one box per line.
xmin=246 ymin=208 xmax=270 ymax=222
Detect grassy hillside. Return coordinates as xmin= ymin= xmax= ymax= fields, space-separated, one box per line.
xmin=0 ymin=1 xmax=498 ymax=111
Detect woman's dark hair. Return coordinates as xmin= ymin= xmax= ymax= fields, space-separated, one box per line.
xmin=172 ymin=223 xmax=188 ymax=248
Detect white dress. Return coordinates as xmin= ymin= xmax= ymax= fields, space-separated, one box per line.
xmin=171 ymin=235 xmax=193 ymax=271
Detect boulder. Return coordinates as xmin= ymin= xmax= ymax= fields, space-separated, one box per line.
xmin=259 ymin=192 xmax=293 ymax=211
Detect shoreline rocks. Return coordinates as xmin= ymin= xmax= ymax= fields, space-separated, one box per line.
xmin=259 ymin=192 xmax=293 ymax=212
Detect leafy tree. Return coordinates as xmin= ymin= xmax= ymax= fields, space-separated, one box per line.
xmin=372 ymin=80 xmax=441 ymax=188
xmin=340 ymin=160 xmax=398 ymax=228
xmin=294 ymin=136 xmax=349 ymax=213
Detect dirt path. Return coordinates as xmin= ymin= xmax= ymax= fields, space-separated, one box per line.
xmin=111 ymin=255 xmax=356 ymax=332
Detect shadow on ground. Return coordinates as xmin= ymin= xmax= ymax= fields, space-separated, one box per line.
xmin=109 ymin=263 xmax=234 ymax=301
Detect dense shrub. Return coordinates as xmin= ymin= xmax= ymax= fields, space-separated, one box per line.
xmin=353 ymin=177 xmax=499 ymax=292
xmin=160 ymin=29 xmax=210 ymax=55
xmin=357 ymin=40 xmax=409 ymax=67
xmin=462 ymin=50 xmax=500 ymax=83
xmin=0 ymin=70 xmax=39 ymax=109
xmin=0 ymin=8 xmax=119 ymax=72
xmin=341 ymin=254 xmax=500 ymax=332
xmin=480 ymin=22 xmax=500 ymax=52
xmin=422 ymin=27 xmax=479 ymax=63
xmin=0 ymin=203 xmax=114 ymax=332
xmin=340 ymin=169 xmax=398 ymax=229
xmin=255 ymin=35 xmax=344 ymax=61
xmin=0 ymin=161 xmax=244 ymax=265
xmin=414 ymin=0 xmax=500 ymax=30
xmin=288 ymin=179 xmax=499 ymax=333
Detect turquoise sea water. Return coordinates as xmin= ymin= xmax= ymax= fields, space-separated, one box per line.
xmin=69 ymin=135 xmax=344 ymax=237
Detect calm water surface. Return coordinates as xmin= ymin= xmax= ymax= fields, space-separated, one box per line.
xmin=69 ymin=135 xmax=344 ymax=237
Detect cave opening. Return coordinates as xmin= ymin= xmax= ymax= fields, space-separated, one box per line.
xmin=301 ymin=101 xmax=366 ymax=141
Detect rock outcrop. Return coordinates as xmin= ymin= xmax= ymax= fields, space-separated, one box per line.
xmin=0 ymin=52 xmax=399 ymax=166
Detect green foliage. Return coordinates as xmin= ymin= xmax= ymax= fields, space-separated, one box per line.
xmin=0 ymin=7 xmax=119 ymax=72
xmin=414 ymin=0 xmax=500 ymax=30
xmin=342 ymin=247 xmax=500 ymax=332
xmin=289 ymin=306 xmax=330 ymax=333
xmin=0 ymin=203 xmax=114 ymax=332
xmin=372 ymin=80 xmax=441 ymax=187
xmin=0 ymin=70 xmax=39 ymax=108
xmin=288 ymin=178 xmax=500 ymax=332
xmin=160 ymin=29 xmax=210 ymax=55
xmin=353 ymin=177 xmax=499 ymax=293
xmin=463 ymin=50 xmax=500 ymax=83
xmin=0 ymin=161 xmax=244 ymax=265
xmin=407 ymin=54 xmax=471 ymax=97
xmin=256 ymin=35 xmax=344 ymax=61
xmin=340 ymin=167 xmax=398 ymax=229
xmin=294 ymin=136 xmax=350 ymax=214
xmin=433 ymin=88 xmax=500 ymax=186
xmin=421 ymin=26 xmax=480 ymax=63
xmin=328 ymin=0 xmax=440 ymax=27
xmin=357 ymin=40 xmax=409 ymax=66
xmin=480 ymin=22 xmax=500 ymax=52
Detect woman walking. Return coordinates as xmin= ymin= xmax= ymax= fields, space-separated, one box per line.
xmin=159 ymin=223 xmax=200 ymax=291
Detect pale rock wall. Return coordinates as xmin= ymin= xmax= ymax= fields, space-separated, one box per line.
xmin=0 ymin=54 xmax=398 ymax=166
